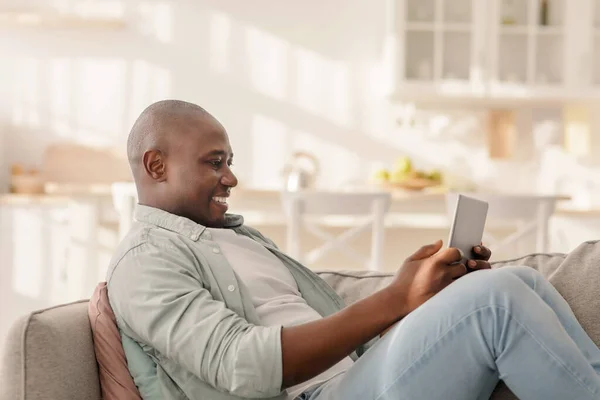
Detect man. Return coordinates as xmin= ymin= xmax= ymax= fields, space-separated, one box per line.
xmin=107 ymin=99 xmax=600 ymax=400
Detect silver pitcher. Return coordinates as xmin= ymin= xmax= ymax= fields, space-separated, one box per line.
xmin=282 ymin=151 xmax=319 ymax=192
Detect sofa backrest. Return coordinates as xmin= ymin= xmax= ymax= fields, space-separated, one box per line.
xmin=0 ymin=300 xmax=101 ymax=400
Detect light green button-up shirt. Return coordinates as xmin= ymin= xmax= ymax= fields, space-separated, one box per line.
xmin=106 ymin=205 xmax=374 ymax=400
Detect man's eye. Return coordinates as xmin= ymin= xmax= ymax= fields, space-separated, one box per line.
xmin=210 ymin=160 xmax=222 ymax=167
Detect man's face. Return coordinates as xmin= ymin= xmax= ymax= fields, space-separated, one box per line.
xmin=165 ymin=115 xmax=238 ymax=227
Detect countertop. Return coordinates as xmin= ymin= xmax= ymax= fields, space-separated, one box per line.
xmin=1 ymin=184 xmax=596 ymax=220
xmin=0 ymin=193 xmax=72 ymax=205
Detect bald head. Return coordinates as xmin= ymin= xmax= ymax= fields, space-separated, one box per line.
xmin=126 ymin=99 xmax=238 ymax=227
xmin=127 ymin=99 xmax=211 ymax=179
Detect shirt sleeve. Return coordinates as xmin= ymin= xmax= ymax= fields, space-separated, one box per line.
xmin=107 ymin=239 xmax=284 ymax=398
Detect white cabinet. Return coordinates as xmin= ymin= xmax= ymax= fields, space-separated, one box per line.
xmin=387 ymin=0 xmax=600 ymax=104
xmin=584 ymin=0 xmax=600 ymax=91
xmin=386 ymin=0 xmax=487 ymax=98
xmin=488 ymin=0 xmax=568 ymax=97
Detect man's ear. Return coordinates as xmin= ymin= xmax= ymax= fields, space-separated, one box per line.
xmin=143 ymin=150 xmax=167 ymax=182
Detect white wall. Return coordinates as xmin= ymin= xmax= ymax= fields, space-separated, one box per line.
xmin=1 ymin=0 xmax=408 ymax=191
xmin=2 ymin=0 xmax=600 ymax=195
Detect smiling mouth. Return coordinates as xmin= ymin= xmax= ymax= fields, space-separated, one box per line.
xmin=212 ymin=196 xmax=228 ymax=205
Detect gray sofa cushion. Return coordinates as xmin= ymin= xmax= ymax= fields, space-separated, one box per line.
xmin=317 ymin=270 xmax=394 ymax=306
xmin=0 ymin=300 xmax=101 ymax=400
xmin=318 ymin=240 xmax=600 ymax=400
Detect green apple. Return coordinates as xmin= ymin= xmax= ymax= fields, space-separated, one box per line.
xmin=371 ymin=168 xmax=390 ymax=182
xmin=427 ymin=169 xmax=443 ymax=183
xmin=389 ymin=168 xmax=409 ymax=183
xmin=394 ymin=156 xmax=412 ymax=174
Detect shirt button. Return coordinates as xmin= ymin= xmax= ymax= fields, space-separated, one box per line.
xmin=228 ymin=285 xmax=235 ymax=292
xmin=212 ymin=247 xmax=220 ymax=254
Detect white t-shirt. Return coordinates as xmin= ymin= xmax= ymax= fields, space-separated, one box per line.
xmin=206 ymin=228 xmax=353 ymax=399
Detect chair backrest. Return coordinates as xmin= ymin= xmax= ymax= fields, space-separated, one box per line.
xmin=112 ymin=182 xmax=138 ymax=240
xmin=281 ymin=190 xmax=392 ymax=271
xmin=281 ymin=191 xmax=391 ymax=216
xmin=445 ymin=192 xmax=558 ymax=221
xmin=445 ymin=192 xmax=560 ymax=255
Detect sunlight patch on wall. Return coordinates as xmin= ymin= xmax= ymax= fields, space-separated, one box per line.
xmin=294 ymin=48 xmax=328 ymax=118
xmin=128 ymin=60 xmax=172 ymax=130
xmin=212 ymin=18 xmax=355 ymax=129
xmin=251 ymin=114 xmax=288 ymax=189
xmin=50 ymin=58 xmax=72 ymax=139
xmin=12 ymin=58 xmax=40 ymax=129
xmin=138 ymin=1 xmax=173 ymax=44
xmin=244 ymin=26 xmax=289 ymax=101
xmin=208 ymin=11 xmax=232 ymax=74
xmin=74 ymin=58 xmax=126 ymax=146
xmin=153 ymin=2 xmax=172 ymax=44
xmin=293 ymin=47 xmax=352 ymax=127
xmin=362 ymin=62 xmax=395 ymax=136
xmin=322 ymin=61 xmax=350 ymax=127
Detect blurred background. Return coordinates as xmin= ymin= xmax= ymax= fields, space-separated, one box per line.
xmin=2 ymin=0 xmax=600 ymax=355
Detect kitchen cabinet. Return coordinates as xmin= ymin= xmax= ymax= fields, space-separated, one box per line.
xmin=582 ymin=0 xmax=600 ymax=91
xmin=386 ymin=0 xmax=600 ymax=105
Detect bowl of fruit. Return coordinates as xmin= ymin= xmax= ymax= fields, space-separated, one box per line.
xmin=370 ymin=157 xmax=443 ymax=191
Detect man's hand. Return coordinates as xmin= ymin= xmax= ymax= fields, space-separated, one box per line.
xmin=388 ymin=240 xmax=467 ymax=317
xmin=466 ymin=243 xmax=492 ymax=271
xmin=380 ymin=241 xmax=492 ymax=337
xmin=391 ymin=241 xmax=493 ymax=316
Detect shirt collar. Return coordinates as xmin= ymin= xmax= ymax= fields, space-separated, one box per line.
xmin=134 ymin=204 xmax=244 ymax=240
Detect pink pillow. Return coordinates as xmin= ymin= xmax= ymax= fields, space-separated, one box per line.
xmin=88 ymin=282 xmax=142 ymax=400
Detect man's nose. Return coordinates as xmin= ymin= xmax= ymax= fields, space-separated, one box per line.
xmin=221 ymin=168 xmax=238 ymax=187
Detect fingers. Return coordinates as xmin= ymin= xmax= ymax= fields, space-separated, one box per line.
xmin=448 ymin=262 xmax=467 ymax=279
xmin=406 ymin=240 xmax=443 ymax=261
xmin=473 ymin=244 xmax=492 ymax=261
xmin=467 ymin=259 xmax=491 ymax=270
xmin=434 ymin=247 xmax=463 ymax=264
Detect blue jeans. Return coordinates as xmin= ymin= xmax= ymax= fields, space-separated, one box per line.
xmin=300 ymin=266 xmax=600 ymax=400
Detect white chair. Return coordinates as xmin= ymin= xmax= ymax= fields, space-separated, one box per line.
xmin=445 ymin=192 xmax=561 ymax=255
xmin=111 ymin=182 xmax=138 ymax=241
xmin=281 ymin=191 xmax=392 ymax=271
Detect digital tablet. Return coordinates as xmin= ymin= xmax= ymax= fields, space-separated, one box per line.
xmin=448 ymin=194 xmax=489 ymax=264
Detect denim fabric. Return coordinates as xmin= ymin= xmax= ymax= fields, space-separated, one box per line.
xmin=302 ymin=266 xmax=600 ymax=400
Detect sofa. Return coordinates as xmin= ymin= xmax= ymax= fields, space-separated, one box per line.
xmin=2 ymin=240 xmax=600 ymax=400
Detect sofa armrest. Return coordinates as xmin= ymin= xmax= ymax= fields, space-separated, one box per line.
xmin=0 ymin=300 xmax=102 ymax=400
